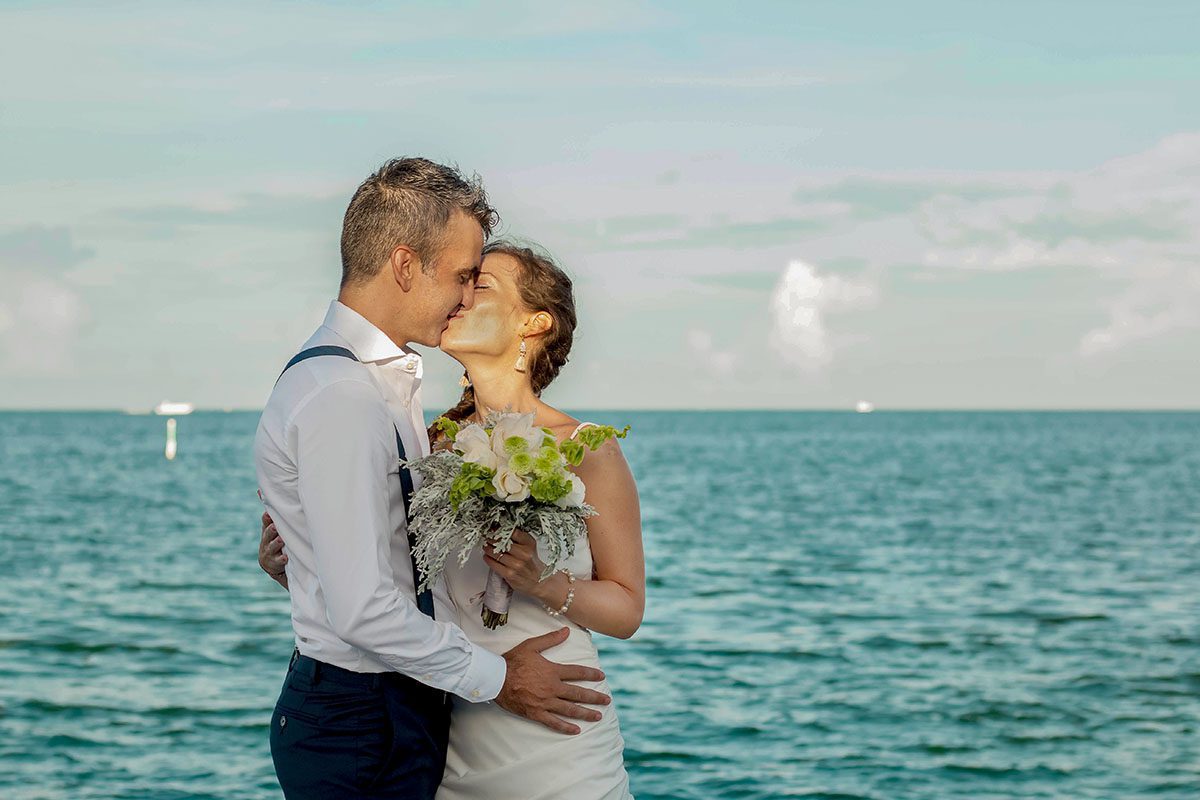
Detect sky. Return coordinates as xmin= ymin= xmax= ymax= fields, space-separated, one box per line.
xmin=1 ymin=1 xmax=1198 ymax=411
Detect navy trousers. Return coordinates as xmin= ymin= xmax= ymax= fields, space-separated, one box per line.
xmin=270 ymin=652 xmax=452 ymax=799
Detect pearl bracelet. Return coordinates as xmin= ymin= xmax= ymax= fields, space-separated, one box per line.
xmin=545 ymin=569 xmax=576 ymax=617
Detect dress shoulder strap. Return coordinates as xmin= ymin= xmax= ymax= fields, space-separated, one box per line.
xmin=569 ymin=421 xmax=597 ymax=440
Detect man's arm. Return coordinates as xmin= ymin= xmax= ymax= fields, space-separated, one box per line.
xmin=291 ymin=379 xmax=505 ymax=702
xmin=286 ymin=377 xmax=613 ymax=731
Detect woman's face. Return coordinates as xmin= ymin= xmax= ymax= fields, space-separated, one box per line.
xmin=441 ymin=252 xmax=526 ymax=360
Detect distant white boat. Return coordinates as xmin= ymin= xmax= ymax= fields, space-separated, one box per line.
xmin=154 ymin=401 xmax=194 ymax=416
xmin=855 ymin=400 xmax=875 ymax=413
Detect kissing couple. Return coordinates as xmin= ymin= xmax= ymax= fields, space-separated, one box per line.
xmin=254 ymin=158 xmax=645 ymax=799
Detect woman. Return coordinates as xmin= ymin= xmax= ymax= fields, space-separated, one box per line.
xmin=260 ymin=241 xmax=645 ymax=799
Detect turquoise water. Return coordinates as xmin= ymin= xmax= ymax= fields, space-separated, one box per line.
xmin=1 ymin=410 xmax=1198 ymax=799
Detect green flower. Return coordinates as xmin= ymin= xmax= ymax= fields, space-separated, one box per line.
xmin=509 ymin=451 xmax=535 ymax=475
xmin=534 ymin=446 xmax=563 ymax=475
xmin=559 ymin=439 xmax=585 ymax=467
xmin=576 ymin=424 xmax=630 ymax=451
xmin=503 ymin=435 xmax=530 ymax=457
xmin=449 ymin=462 xmax=496 ymax=510
xmin=555 ymin=424 xmax=631 ymax=467
xmin=530 ymin=473 xmax=572 ymax=504
xmin=433 ymin=416 xmax=460 ymax=441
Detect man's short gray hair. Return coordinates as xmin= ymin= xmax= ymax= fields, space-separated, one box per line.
xmin=340 ymin=158 xmax=499 ymax=286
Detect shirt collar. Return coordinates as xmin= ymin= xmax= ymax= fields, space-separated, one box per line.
xmin=320 ymin=300 xmax=422 ymax=369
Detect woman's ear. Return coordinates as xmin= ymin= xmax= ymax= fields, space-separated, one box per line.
xmin=523 ymin=311 xmax=554 ymax=338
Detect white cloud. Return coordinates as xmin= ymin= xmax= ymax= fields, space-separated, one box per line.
xmin=1079 ymin=263 xmax=1200 ymax=356
xmin=687 ymin=328 xmax=737 ymax=377
xmin=907 ymin=134 xmax=1200 ymax=355
xmin=654 ymin=73 xmax=826 ymax=88
xmin=506 ymin=133 xmax=1200 ymax=369
xmin=0 ymin=226 xmax=93 ymax=371
xmin=0 ymin=280 xmax=89 ymax=370
xmin=769 ymin=259 xmax=878 ymax=370
xmin=752 ymin=133 xmax=1200 ymax=358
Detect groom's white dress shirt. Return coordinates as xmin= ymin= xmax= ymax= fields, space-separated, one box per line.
xmin=255 ymin=300 xmax=505 ymax=703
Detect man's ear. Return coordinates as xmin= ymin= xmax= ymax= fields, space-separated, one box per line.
xmin=389 ymin=245 xmax=418 ymax=292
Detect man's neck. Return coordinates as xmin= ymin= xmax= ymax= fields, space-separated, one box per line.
xmin=337 ymin=287 xmax=412 ymax=349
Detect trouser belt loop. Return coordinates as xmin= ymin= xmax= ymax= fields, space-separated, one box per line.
xmin=288 ymin=648 xmax=300 ymax=671
xmin=311 ymin=659 xmax=322 ymax=685
xmin=369 ymin=673 xmax=382 ymax=690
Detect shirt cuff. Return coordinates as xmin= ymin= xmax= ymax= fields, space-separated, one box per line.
xmin=454 ymin=643 xmax=507 ymax=703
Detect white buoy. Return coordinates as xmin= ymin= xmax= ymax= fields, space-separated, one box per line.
xmin=165 ymin=418 xmax=178 ymax=460
xmin=856 ymin=400 xmax=875 ymax=413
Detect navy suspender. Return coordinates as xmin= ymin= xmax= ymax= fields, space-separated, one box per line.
xmin=392 ymin=428 xmax=435 ymax=619
xmin=279 ymin=346 xmax=435 ymax=619
xmin=279 ymin=345 xmax=359 ymax=377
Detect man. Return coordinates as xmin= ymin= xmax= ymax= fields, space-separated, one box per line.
xmin=254 ymin=158 xmax=610 ymax=799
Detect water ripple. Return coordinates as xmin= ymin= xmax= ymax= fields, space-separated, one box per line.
xmin=2 ymin=411 xmax=1199 ymax=799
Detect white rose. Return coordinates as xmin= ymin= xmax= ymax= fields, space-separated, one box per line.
xmin=489 ymin=412 xmax=543 ymax=459
xmin=553 ymin=472 xmax=586 ymax=508
xmin=454 ymin=424 xmax=499 ymax=471
xmin=492 ymin=466 xmax=532 ymax=502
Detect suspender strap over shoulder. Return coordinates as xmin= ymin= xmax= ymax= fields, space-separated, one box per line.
xmin=278 ymin=345 xmax=359 ymax=379
xmin=278 ymin=345 xmax=435 ymax=620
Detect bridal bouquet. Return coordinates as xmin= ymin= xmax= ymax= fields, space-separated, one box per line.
xmin=405 ymin=412 xmax=629 ymax=629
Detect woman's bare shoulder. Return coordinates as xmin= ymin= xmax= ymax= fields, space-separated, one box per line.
xmin=538 ymin=407 xmax=629 ymax=470
xmin=538 ymin=405 xmax=581 ymax=442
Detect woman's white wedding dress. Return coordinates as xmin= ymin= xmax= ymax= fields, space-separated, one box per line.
xmin=436 ymin=427 xmax=634 ymax=800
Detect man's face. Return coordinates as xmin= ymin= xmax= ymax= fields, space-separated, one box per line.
xmin=408 ymin=211 xmax=484 ymax=348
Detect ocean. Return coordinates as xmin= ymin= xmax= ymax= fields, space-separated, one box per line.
xmin=1 ymin=410 xmax=1197 ymax=799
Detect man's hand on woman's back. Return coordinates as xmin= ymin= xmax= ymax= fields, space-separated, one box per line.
xmin=495 ymin=628 xmax=611 ymax=735
xmin=259 ymin=511 xmax=289 ymax=590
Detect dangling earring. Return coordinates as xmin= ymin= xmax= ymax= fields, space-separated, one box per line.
xmin=458 ymin=373 xmax=471 ymax=388
xmin=514 ymin=336 xmax=528 ymax=373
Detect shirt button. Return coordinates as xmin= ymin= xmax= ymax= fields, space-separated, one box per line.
xmin=402 ymin=360 xmax=417 ymax=373
xmin=423 ymin=674 xmax=433 ymax=681
xmin=471 ymin=690 xmax=480 ymax=698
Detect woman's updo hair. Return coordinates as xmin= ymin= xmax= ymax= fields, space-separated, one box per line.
xmin=430 ymin=240 xmax=578 ymax=443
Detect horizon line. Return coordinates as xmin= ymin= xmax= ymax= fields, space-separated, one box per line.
xmin=2 ymin=407 xmax=1199 ymax=414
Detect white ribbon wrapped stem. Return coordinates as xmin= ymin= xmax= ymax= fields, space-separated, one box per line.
xmin=480 ymin=567 xmax=514 ymax=629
